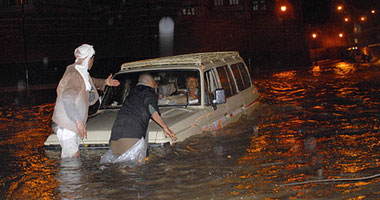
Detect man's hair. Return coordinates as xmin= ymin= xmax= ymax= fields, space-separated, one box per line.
xmin=186 ymin=76 xmax=198 ymax=81
xmin=138 ymin=73 xmax=154 ymax=85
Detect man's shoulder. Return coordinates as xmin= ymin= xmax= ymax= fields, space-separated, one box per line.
xmin=143 ymin=86 xmax=156 ymax=95
xmin=60 ymin=64 xmax=81 ymax=83
xmin=134 ymin=85 xmax=153 ymax=92
xmin=64 ymin=64 xmax=81 ymax=76
xmin=133 ymin=85 xmax=157 ymax=98
xmin=62 ymin=64 xmax=75 ymax=74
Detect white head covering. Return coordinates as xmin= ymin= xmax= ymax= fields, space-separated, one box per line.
xmin=74 ymin=44 xmax=95 ymax=91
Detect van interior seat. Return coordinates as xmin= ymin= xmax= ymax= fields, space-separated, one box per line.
xmin=159 ymin=82 xmax=177 ymax=97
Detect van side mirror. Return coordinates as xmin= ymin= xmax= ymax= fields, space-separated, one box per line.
xmin=211 ymin=89 xmax=225 ymax=110
xmin=212 ymin=88 xmax=226 ymax=104
xmin=213 ymin=88 xmax=226 ymax=104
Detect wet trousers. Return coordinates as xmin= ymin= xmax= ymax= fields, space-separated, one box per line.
xmin=110 ymin=138 xmax=140 ymax=156
xmin=56 ymin=127 xmax=81 ymax=158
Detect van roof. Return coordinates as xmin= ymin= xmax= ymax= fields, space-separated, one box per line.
xmin=120 ymin=51 xmax=241 ymax=71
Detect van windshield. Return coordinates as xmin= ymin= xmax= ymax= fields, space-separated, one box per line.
xmin=100 ymin=69 xmax=201 ymax=109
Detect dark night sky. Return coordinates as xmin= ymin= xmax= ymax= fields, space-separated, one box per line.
xmin=345 ymin=0 xmax=380 ymax=10
xmin=302 ymin=0 xmax=332 ymax=25
xmin=301 ymin=0 xmax=380 ymax=25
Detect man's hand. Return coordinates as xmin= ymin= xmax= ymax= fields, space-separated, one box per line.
xmin=151 ymin=112 xmax=177 ymax=141
xmin=76 ymin=120 xmax=87 ymax=139
xmin=189 ymin=92 xmax=198 ymax=100
xmin=106 ymin=74 xmax=120 ymax=87
xmin=164 ymin=127 xmax=177 ymax=141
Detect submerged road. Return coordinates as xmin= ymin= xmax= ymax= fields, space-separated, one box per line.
xmin=1 ymin=60 xmax=380 ymax=199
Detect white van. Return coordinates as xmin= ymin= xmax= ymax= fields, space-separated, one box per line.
xmin=44 ymin=51 xmax=259 ymax=147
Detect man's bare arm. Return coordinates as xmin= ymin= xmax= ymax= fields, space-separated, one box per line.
xmin=151 ymin=112 xmax=177 ymax=141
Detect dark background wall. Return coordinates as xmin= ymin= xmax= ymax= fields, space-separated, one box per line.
xmin=0 ymin=0 xmax=310 ymax=87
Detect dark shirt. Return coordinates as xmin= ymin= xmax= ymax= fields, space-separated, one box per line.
xmin=110 ymin=85 xmax=159 ymax=141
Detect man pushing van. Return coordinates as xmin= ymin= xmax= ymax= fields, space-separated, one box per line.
xmin=109 ymin=73 xmax=177 ymax=156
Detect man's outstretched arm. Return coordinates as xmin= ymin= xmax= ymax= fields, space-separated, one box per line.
xmin=151 ymin=112 xmax=177 ymax=141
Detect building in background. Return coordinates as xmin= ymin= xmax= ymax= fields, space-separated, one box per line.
xmin=306 ymin=0 xmax=380 ymax=61
xmin=0 ymin=0 xmax=309 ymax=74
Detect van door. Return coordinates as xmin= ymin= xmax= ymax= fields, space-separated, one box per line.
xmin=203 ymin=69 xmax=228 ymax=131
xmin=216 ymin=65 xmax=244 ymax=124
xmin=230 ymin=62 xmax=259 ymax=116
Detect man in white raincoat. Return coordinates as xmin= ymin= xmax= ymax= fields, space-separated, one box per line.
xmin=52 ymin=44 xmax=120 ymax=158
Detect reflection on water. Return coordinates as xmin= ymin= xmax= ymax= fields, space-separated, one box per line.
xmin=334 ymin=62 xmax=356 ymax=76
xmin=58 ymin=157 xmax=86 ymax=199
xmin=1 ymin=61 xmax=380 ymax=199
xmin=0 ymin=103 xmax=59 ymax=199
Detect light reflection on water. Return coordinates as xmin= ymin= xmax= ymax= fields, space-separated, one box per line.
xmin=1 ymin=62 xmax=380 ymax=199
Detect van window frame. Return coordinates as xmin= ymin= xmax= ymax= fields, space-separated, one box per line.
xmin=204 ymin=69 xmax=219 ymax=105
xmin=230 ymin=62 xmax=251 ymax=91
xmin=216 ymin=65 xmax=237 ymax=98
xmin=100 ymin=69 xmax=202 ymax=109
xmin=239 ymin=62 xmax=252 ymax=88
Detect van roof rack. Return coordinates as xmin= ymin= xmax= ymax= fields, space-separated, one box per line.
xmin=121 ymin=51 xmax=239 ymax=70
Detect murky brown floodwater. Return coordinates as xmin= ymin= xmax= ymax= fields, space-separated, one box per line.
xmin=1 ymin=61 xmax=380 ymax=199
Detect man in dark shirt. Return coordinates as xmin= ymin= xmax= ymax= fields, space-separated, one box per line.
xmin=110 ymin=73 xmax=177 ymax=155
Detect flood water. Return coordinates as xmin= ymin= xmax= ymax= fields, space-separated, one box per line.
xmin=1 ymin=61 xmax=380 ymax=199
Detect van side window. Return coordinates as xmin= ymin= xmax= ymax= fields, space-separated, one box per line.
xmin=204 ymin=69 xmax=218 ymax=104
xmin=239 ymin=63 xmax=251 ymax=88
xmin=231 ymin=62 xmax=251 ymax=91
xmin=216 ymin=65 xmax=237 ymax=98
xmin=231 ymin=63 xmax=244 ymax=91
xmin=227 ymin=66 xmax=238 ymax=95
